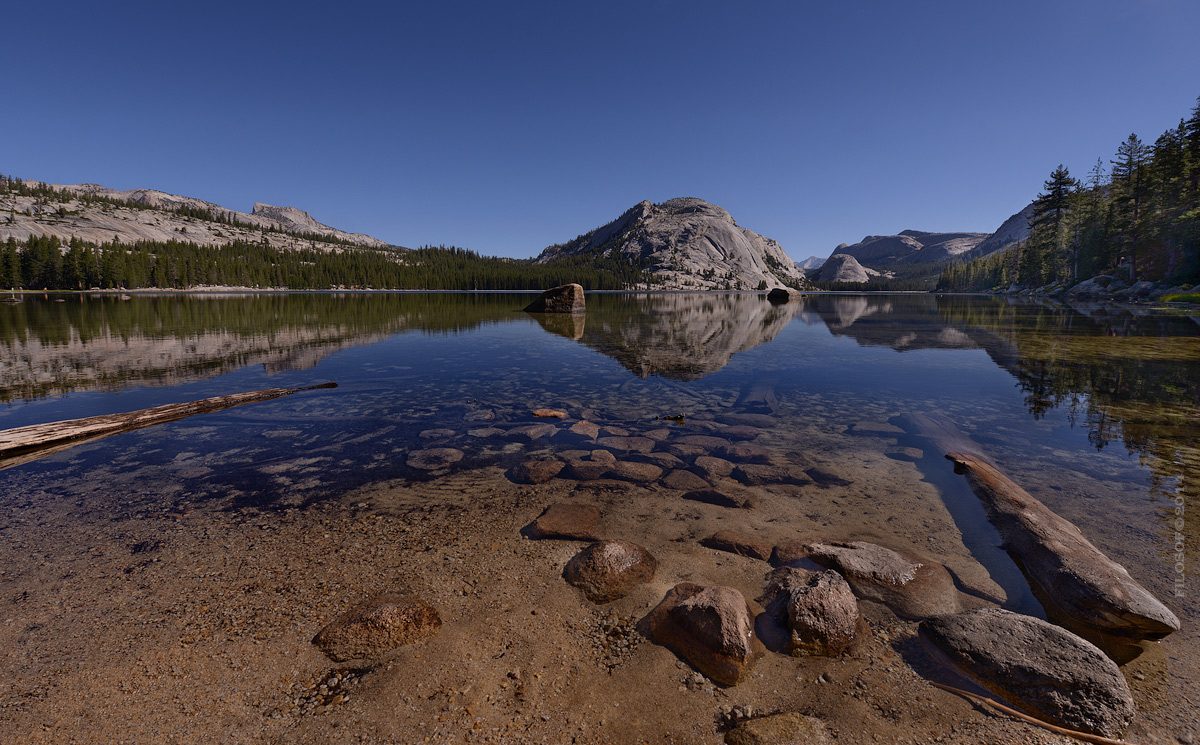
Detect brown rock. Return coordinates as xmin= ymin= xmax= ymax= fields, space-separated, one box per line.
xmin=630 ymin=451 xmax=685 ymax=470
xmin=770 ymin=541 xmax=810 ymax=567
xmin=523 ymin=283 xmax=585 ymax=313
xmin=312 ymin=593 xmax=441 ymax=662
xmin=647 ymin=584 xmax=760 ymax=686
xmin=667 ymin=444 xmax=708 ymax=459
xmin=662 ymin=469 xmax=711 ymax=491
xmin=643 ymin=427 xmax=672 ymax=441
xmin=569 ymin=420 xmax=601 ymax=439
xmin=525 ymin=503 xmax=603 ymax=540
xmin=406 ymin=448 xmax=464 ymax=470
xmin=733 ymin=464 xmax=813 ymax=487
xmin=724 ymin=712 xmax=831 ymax=745
xmin=717 ymin=413 xmax=776 ymax=428
xmin=532 ymin=408 xmax=567 ymax=419
xmin=418 ymin=428 xmax=456 ymax=439
xmin=682 ymin=489 xmax=755 ymax=509
xmin=564 ymin=540 xmax=657 ymax=603
xmin=676 ymin=435 xmax=733 ymax=451
xmin=717 ymin=443 xmax=773 ymax=463
xmin=693 ymin=455 xmax=735 ymax=480
xmin=718 ymin=425 xmax=761 ymax=441
xmin=506 ymin=423 xmax=558 ymax=442
xmin=607 ymin=460 xmax=663 ymax=483
xmin=596 ymin=435 xmax=656 ymax=454
xmin=885 ymin=446 xmax=924 ymax=462
xmin=589 ymin=449 xmax=616 ymax=464
xmin=807 ymin=541 xmax=958 ymax=619
xmin=701 ymin=530 xmax=772 ymax=561
xmin=764 ymin=568 xmax=859 ymax=657
xmin=510 ymin=457 xmax=564 ymax=484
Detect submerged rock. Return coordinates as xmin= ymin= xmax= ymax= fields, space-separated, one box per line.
xmin=523 ymin=283 xmax=585 ymax=313
xmin=406 ymin=448 xmax=464 ymax=470
xmin=606 ymin=460 xmax=663 ymax=483
xmin=662 ymin=468 xmax=711 ymax=491
xmin=733 ymin=463 xmax=813 ymax=487
xmin=525 ymin=503 xmax=603 ymax=540
xmin=648 ymin=583 xmax=760 ymax=686
xmin=510 ymin=457 xmax=564 ymax=484
xmin=564 ymin=540 xmax=657 ymax=603
xmin=807 ymin=541 xmax=958 ymax=619
xmin=682 ymin=489 xmax=757 ymax=509
xmin=763 ymin=568 xmax=859 ymax=657
xmin=921 ymin=608 xmax=1135 ymax=738
xmin=312 ymin=593 xmax=441 ymax=662
xmin=701 ymin=530 xmax=773 ymax=561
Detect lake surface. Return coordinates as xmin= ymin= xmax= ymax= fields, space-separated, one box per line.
xmin=1 ymin=291 xmax=1197 ymax=742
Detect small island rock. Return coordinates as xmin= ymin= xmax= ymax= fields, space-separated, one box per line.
xmin=523 ymin=283 xmax=585 ymax=313
xmin=648 ymin=583 xmax=760 ymax=686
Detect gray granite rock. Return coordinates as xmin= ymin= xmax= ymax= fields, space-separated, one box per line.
xmin=564 ymin=540 xmax=657 ymax=603
xmin=647 ymin=583 xmax=760 ymax=686
xmin=921 ymin=608 xmax=1136 ymax=737
xmin=523 ymin=283 xmax=585 ymax=313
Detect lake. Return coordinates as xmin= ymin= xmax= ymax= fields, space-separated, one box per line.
xmin=1 ymin=291 xmax=1196 ymax=743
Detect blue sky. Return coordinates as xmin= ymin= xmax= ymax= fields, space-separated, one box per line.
xmin=5 ymin=0 xmax=1199 ymax=259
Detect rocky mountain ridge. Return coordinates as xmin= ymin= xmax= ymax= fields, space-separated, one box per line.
xmin=535 ymin=198 xmax=806 ymax=291
xmin=829 ymin=229 xmax=990 ymax=266
xmin=1 ymin=180 xmax=390 ymax=251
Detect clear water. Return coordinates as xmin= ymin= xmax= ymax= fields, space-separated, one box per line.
xmin=2 ymin=291 xmax=1196 ymax=611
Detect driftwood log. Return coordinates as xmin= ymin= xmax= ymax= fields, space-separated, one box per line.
xmin=897 ymin=412 xmax=1179 ymax=641
xmin=0 ymin=382 xmax=337 ymax=471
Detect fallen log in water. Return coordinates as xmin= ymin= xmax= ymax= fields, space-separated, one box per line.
xmin=897 ymin=412 xmax=1179 ymax=641
xmin=0 ymin=382 xmax=337 ymax=471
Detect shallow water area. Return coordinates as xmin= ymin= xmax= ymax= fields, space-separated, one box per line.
xmin=1 ymin=291 xmax=1197 ymax=743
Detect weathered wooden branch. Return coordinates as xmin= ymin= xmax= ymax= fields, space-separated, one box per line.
xmin=898 ymin=412 xmax=1179 ymax=640
xmin=0 ymin=382 xmax=337 ymax=471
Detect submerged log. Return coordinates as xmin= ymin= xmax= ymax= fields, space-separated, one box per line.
xmin=898 ymin=412 xmax=1179 ymax=640
xmin=0 ymin=382 xmax=337 ymax=471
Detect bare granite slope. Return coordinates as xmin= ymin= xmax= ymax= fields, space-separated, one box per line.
xmin=828 ymin=230 xmax=989 ymax=267
xmin=0 ymin=180 xmax=389 ymax=250
xmin=535 ymin=198 xmax=806 ymax=291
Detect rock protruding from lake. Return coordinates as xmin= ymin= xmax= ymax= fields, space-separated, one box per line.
xmin=523 ymin=283 xmax=586 ymax=313
xmin=724 ymin=711 xmax=832 ymax=745
xmin=648 ymin=583 xmax=760 ymax=686
xmin=766 ymin=287 xmax=803 ymax=304
xmin=525 ymin=503 xmax=603 ymax=541
xmin=563 ymin=540 xmax=657 ymax=603
xmin=763 ymin=568 xmax=859 ymax=657
xmin=807 ymin=541 xmax=958 ymax=619
xmin=312 ymin=593 xmax=441 ymax=662
xmin=899 ymin=412 xmax=1180 ymax=639
xmin=921 ymin=608 xmax=1136 ymax=738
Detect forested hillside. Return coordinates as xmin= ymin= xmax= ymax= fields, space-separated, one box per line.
xmin=938 ymin=95 xmax=1200 ymax=292
xmin=0 ymin=175 xmax=650 ymax=291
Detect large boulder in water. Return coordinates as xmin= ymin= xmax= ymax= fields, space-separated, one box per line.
xmin=523 ymin=283 xmax=585 ymax=313
xmin=921 ymin=608 xmax=1135 ymax=738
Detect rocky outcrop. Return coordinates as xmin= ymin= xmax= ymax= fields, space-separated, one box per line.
xmin=312 ymin=593 xmax=441 ymax=662
xmin=806 ymin=541 xmax=959 ymax=620
xmin=647 ymin=583 xmax=760 ymax=686
xmin=806 ymin=254 xmax=878 ymax=284
xmin=523 ymin=283 xmax=586 ymax=313
xmin=827 ymin=230 xmax=988 ymax=267
xmin=1 ymin=179 xmax=390 ymax=249
xmin=958 ymin=202 xmax=1035 ymax=263
xmin=563 ymin=540 xmax=657 ymax=603
xmin=921 ymin=608 xmax=1135 ymax=737
xmin=534 ymin=198 xmax=806 ymax=291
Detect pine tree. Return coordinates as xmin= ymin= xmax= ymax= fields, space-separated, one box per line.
xmin=1111 ymin=133 xmax=1151 ymax=282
